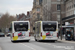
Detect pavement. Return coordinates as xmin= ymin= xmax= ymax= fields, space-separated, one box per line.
xmin=30 ymin=36 xmax=75 ymax=44
xmin=0 ymin=36 xmax=75 ymax=50
xmin=57 ymin=36 xmax=75 ymax=43
xmin=58 ymin=39 xmax=75 ymax=43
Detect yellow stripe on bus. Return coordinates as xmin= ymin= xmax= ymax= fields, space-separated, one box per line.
xmin=42 ymin=35 xmax=46 ymax=40
xmin=13 ymin=36 xmax=18 ymax=40
xmin=28 ymin=29 xmax=30 ymax=30
xmin=56 ymin=29 xmax=58 ymax=31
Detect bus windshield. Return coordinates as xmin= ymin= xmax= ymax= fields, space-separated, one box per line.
xmin=43 ymin=22 xmax=56 ymax=31
xmin=14 ymin=22 xmax=28 ymax=31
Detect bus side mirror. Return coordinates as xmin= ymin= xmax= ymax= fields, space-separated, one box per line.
xmin=33 ymin=27 xmax=35 ymax=30
xmin=9 ymin=28 xmax=12 ymax=31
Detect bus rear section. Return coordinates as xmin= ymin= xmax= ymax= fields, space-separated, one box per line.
xmin=11 ymin=21 xmax=30 ymax=42
xmin=41 ymin=21 xmax=58 ymax=41
xmin=34 ymin=21 xmax=58 ymax=42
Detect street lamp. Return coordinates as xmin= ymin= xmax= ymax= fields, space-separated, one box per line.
xmin=60 ymin=0 xmax=62 ymax=40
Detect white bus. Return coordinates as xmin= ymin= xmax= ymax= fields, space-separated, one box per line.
xmin=10 ymin=21 xmax=30 ymax=42
xmin=33 ymin=21 xmax=58 ymax=42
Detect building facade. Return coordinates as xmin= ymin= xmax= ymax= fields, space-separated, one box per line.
xmin=16 ymin=12 xmax=30 ymax=21
xmin=42 ymin=0 xmax=65 ymax=24
xmin=16 ymin=13 xmax=26 ymax=21
xmin=32 ymin=0 xmax=43 ymax=24
xmin=62 ymin=0 xmax=75 ymax=25
xmin=32 ymin=0 xmax=75 ymax=24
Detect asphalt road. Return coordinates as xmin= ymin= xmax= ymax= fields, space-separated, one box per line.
xmin=0 ymin=37 xmax=75 ymax=50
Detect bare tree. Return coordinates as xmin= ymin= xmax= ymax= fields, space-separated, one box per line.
xmin=0 ymin=13 xmax=9 ymax=28
xmin=0 ymin=12 xmax=16 ymax=33
xmin=43 ymin=6 xmax=53 ymax=21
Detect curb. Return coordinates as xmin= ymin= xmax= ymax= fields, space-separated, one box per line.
xmin=57 ymin=39 xmax=75 ymax=43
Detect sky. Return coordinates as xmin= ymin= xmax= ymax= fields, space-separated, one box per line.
xmin=0 ymin=0 xmax=33 ymax=16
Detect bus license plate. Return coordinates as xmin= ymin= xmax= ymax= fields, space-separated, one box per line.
xmin=47 ymin=36 xmax=52 ymax=38
xmin=19 ymin=37 xmax=25 ymax=39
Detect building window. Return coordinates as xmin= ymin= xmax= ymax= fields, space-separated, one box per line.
xmin=57 ymin=4 xmax=61 ymax=11
xmin=74 ymin=4 xmax=75 ymax=7
xmin=34 ymin=0 xmax=36 ymax=5
xmin=34 ymin=0 xmax=36 ymax=2
xmin=37 ymin=8 xmax=40 ymax=11
xmin=39 ymin=0 xmax=42 ymax=5
xmin=70 ymin=6 xmax=71 ymax=9
xmin=36 ymin=2 xmax=39 ymax=5
xmin=37 ymin=13 xmax=40 ymax=20
xmin=57 ymin=15 xmax=60 ymax=21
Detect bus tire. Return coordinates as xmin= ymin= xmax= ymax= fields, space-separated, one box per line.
xmin=51 ymin=40 xmax=55 ymax=42
xmin=27 ymin=40 xmax=29 ymax=42
xmin=35 ymin=39 xmax=37 ymax=41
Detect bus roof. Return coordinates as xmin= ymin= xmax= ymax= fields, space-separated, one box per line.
xmin=12 ymin=21 xmax=29 ymax=23
xmin=35 ymin=21 xmax=58 ymax=23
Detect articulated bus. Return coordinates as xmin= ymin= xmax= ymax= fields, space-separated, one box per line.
xmin=10 ymin=21 xmax=30 ymax=42
xmin=34 ymin=21 xmax=58 ymax=42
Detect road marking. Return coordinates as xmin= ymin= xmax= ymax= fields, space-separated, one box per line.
xmin=20 ymin=43 xmax=36 ymax=50
xmin=42 ymin=43 xmax=74 ymax=50
xmin=53 ymin=45 xmax=74 ymax=50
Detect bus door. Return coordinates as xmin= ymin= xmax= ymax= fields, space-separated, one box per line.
xmin=36 ymin=22 xmax=41 ymax=39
